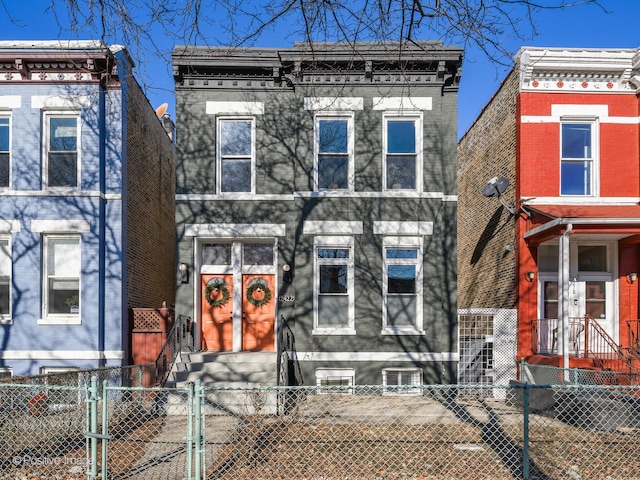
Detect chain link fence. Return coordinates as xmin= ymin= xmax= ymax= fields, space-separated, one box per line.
xmin=2 ymin=373 xmax=640 ymax=479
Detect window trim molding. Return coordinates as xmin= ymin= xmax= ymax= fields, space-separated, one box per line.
xmin=216 ymin=116 xmax=256 ymax=194
xmin=39 ymin=234 xmax=82 ymax=326
xmin=303 ymin=221 xmax=363 ymax=235
xmin=373 ymin=97 xmax=432 ymax=111
xmin=382 ymin=112 xmax=423 ymax=192
xmin=31 ymin=220 xmax=90 ymax=233
xmin=42 ymin=110 xmax=81 ymax=190
xmin=382 ymin=236 xmax=424 ymax=335
xmin=304 ymin=97 xmax=364 ymax=111
xmin=559 ymin=117 xmax=599 ymax=197
xmin=313 ymin=112 xmax=355 ymax=192
xmin=313 ymin=237 xmax=356 ymax=335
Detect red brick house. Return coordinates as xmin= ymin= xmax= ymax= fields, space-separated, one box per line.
xmin=458 ymin=47 xmax=640 ymax=380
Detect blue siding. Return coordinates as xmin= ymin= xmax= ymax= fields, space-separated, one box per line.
xmin=0 ymin=77 xmax=125 ymax=375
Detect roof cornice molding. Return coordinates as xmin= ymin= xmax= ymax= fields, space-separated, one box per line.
xmin=173 ymin=42 xmax=463 ymax=90
xmin=518 ymin=47 xmax=639 ymax=94
xmin=0 ymin=40 xmax=121 ymax=84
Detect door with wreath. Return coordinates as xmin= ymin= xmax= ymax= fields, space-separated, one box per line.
xmin=242 ymin=274 xmax=275 ymax=351
xmin=201 ymin=274 xmax=234 ymax=351
xmin=201 ymin=273 xmax=275 ymax=351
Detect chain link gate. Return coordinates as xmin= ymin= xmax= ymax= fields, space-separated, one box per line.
xmin=3 ymin=376 xmax=640 ymax=479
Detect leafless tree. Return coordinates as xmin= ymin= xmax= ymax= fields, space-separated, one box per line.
xmin=4 ymin=1 xmax=606 ymax=62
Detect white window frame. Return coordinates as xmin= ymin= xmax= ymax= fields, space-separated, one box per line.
xmin=0 ymin=235 xmax=11 ymax=322
xmin=40 ymin=234 xmax=81 ymax=325
xmin=216 ymin=116 xmax=256 ymax=194
xmin=382 ymin=236 xmax=424 ymax=335
xmin=0 ymin=366 xmax=12 ymax=380
xmin=313 ymin=236 xmax=355 ymax=335
xmin=43 ymin=111 xmax=81 ymax=189
xmin=382 ymin=368 xmax=423 ymax=395
xmin=314 ymin=112 xmax=354 ymax=191
xmin=559 ymin=117 xmax=599 ymax=197
xmin=383 ymin=113 xmax=423 ymax=191
xmin=315 ymin=368 xmax=354 ymax=395
xmin=0 ymin=113 xmax=11 ymax=189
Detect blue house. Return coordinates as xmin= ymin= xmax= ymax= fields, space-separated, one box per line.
xmin=0 ymin=41 xmax=175 ymax=377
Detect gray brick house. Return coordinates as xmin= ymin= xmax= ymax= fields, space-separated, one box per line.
xmin=173 ymin=42 xmax=461 ymax=386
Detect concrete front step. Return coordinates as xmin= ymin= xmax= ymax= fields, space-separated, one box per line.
xmin=165 ymin=350 xmax=278 ymax=389
xmin=160 ymin=350 xmax=279 ymax=416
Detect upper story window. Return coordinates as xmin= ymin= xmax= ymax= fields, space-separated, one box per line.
xmin=0 ymin=237 xmax=11 ymax=320
xmin=0 ymin=116 xmax=10 ymax=188
xmin=314 ymin=237 xmax=355 ymax=334
xmin=45 ymin=113 xmax=80 ymax=188
xmin=560 ymin=121 xmax=596 ymax=196
xmin=384 ymin=115 xmax=422 ymax=191
xmin=218 ymin=118 xmax=254 ymax=193
xmin=315 ymin=114 xmax=353 ymax=190
xmin=43 ymin=235 xmax=80 ymax=322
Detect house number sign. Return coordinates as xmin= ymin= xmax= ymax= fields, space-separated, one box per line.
xmin=278 ymin=295 xmax=295 ymax=302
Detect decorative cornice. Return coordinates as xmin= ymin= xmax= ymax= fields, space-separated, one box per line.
xmin=0 ymin=42 xmax=118 ymax=83
xmin=173 ymin=42 xmax=463 ymax=91
xmin=518 ymin=47 xmax=639 ymax=94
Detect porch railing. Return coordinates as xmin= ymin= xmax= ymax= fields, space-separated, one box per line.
xmin=154 ymin=314 xmax=193 ymax=386
xmin=532 ymin=316 xmax=640 ymax=376
xmin=531 ymin=318 xmax=585 ymax=356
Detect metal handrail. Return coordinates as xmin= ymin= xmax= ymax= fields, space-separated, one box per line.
xmin=627 ymin=319 xmax=640 ymax=354
xmin=583 ymin=315 xmax=637 ymax=374
xmin=154 ymin=314 xmax=193 ymax=386
xmin=276 ymin=314 xmax=303 ymax=387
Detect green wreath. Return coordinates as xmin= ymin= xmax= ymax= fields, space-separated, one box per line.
xmin=205 ymin=280 xmax=230 ymax=308
xmin=246 ymin=281 xmax=272 ymax=307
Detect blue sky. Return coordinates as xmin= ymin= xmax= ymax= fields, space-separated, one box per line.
xmin=2 ymin=0 xmax=639 ymax=138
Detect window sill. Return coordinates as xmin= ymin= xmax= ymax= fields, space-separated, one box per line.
xmin=0 ymin=317 xmax=13 ymax=325
xmin=38 ymin=316 xmax=81 ymax=326
xmin=381 ymin=327 xmax=424 ymax=336
xmin=312 ymin=327 xmax=356 ymax=336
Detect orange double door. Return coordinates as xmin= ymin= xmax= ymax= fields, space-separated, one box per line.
xmin=201 ymin=273 xmax=275 ymax=351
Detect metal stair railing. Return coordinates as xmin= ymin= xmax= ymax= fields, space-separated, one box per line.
xmin=154 ymin=314 xmax=193 ymax=386
xmin=627 ymin=319 xmax=640 ymax=354
xmin=582 ymin=315 xmax=639 ymax=377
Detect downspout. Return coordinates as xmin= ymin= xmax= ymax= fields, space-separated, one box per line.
xmin=98 ymin=73 xmax=107 ymax=366
xmin=559 ymin=223 xmax=573 ymax=372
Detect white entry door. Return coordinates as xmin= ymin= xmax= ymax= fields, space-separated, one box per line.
xmin=570 ymin=277 xmax=615 ymax=341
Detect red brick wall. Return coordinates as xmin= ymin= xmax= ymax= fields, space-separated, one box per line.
xmin=519 ymin=92 xmax=640 ymax=198
xmin=457 ymin=66 xmax=519 ymax=310
xmin=125 ymin=77 xmax=176 ymax=309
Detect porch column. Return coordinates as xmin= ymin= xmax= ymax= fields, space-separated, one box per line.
xmin=558 ymin=224 xmax=573 ymax=371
